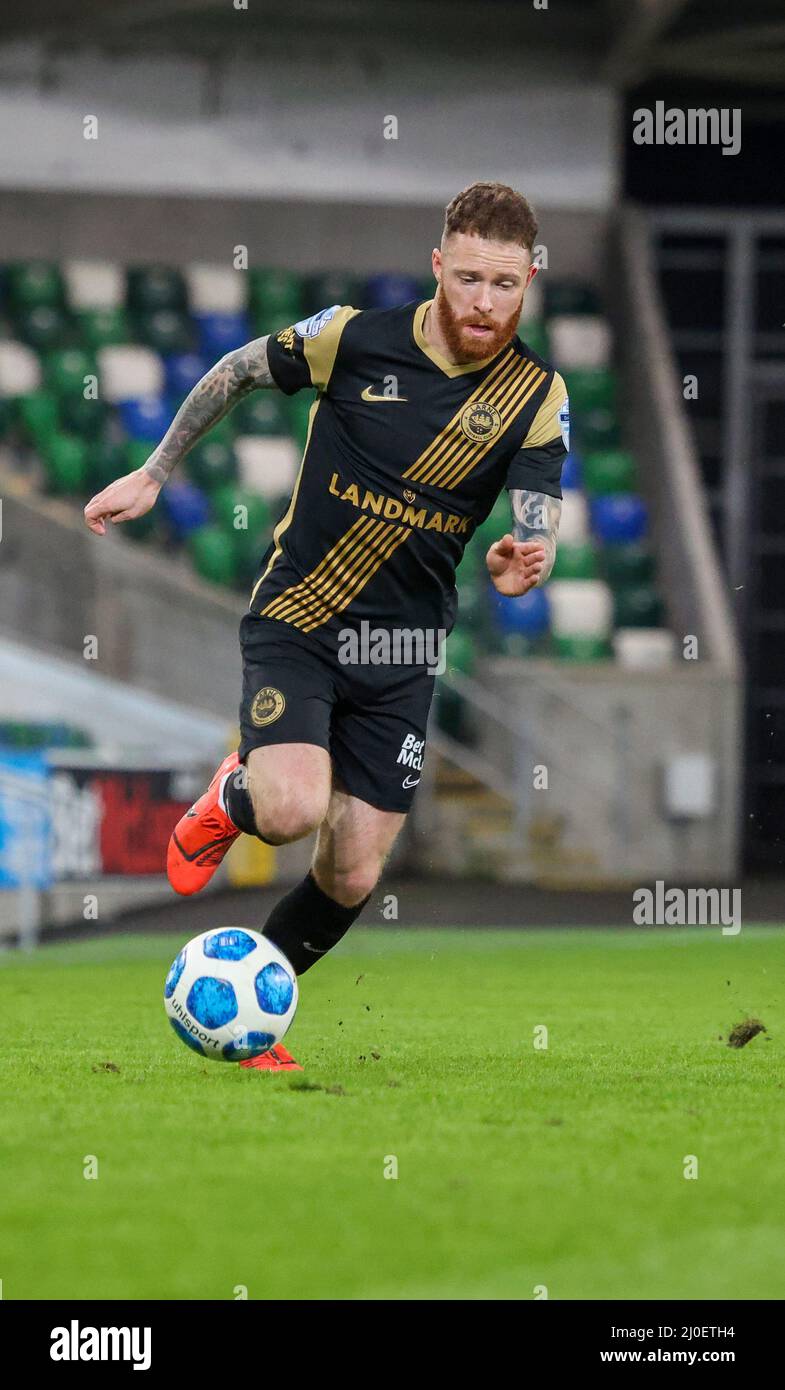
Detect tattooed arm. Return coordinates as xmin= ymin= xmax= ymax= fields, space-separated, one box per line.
xmin=485 ymin=489 xmax=562 ymax=597
xmin=83 ymin=336 xmax=276 ymax=534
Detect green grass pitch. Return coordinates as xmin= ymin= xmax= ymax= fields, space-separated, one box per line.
xmin=1 ymin=925 xmax=783 ymax=1301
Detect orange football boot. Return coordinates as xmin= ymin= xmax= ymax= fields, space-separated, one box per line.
xmin=167 ymin=751 xmax=242 ymax=896
xmin=240 ymin=1043 xmax=302 ymax=1072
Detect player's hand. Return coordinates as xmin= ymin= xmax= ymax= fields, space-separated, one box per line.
xmin=486 ymin=533 xmax=546 ymax=596
xmin=83 ymin=467 xmax=161 ymax=536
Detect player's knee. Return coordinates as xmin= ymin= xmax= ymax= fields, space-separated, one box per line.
xmin=250 ymin=783 xmax=327 ymax=844
xmin=316 ymin=861 xmax=380 ymax=907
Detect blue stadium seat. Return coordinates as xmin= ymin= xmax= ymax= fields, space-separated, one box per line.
xmin=590 ymin=493 xmax=648 ymax=545
xmin=491 ymin=584 xmax=550 ymax=637
xmin=363 ymin=274 xmax=423 ymax=309
xmin=118 ymin=396 xmax=173 ymax=441
xmin=160 ymin=480 xmax=211 ymax=537
xmin=195 ymin=313 xmax=252 ymax=359
xmin=164 ymin=352 xmax=210 ymax=399
xmin=561 ymin=451 xmax=582 ymax=490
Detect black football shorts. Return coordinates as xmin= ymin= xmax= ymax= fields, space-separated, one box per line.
xmin=237 ymin=613 xmax=436 ymax=813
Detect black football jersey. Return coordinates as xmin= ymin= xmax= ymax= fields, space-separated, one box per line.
xmin=251 ymin=299 xmax=568 ymax=641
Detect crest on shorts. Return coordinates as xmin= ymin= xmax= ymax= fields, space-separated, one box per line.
xmin=251 ymin=687 xmax=286 ymax=727
xmin=459 ymin=401 xmax=502 ymax=444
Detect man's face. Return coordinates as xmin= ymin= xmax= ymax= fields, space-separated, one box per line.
xmin=432 ymin=232 xmax=537 ymax=362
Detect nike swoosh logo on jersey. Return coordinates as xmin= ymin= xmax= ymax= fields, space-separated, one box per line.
xmin=402 ymin=775 xmax=421 ymax=789
xmin=361 ymin=385 xmax=408 ymax=402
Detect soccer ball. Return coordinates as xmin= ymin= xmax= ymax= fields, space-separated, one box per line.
xmin=164 ymin=928 xmax=298 ymax=1062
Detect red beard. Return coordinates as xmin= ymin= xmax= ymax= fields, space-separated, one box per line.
xmin=434 ymin=285 xmax=523 ymax=363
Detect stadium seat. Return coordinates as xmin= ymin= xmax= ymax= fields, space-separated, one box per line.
xmin=285 ymin=392 xmax=316 ymax=449
xmin=160 ymin=480 xmax=212 ymax=538
xmin=186 ymin=437 xmax=238 ymax=493
xmin=613 ymin=583 xmax=664 ymax=629
xmin=118 ymin=397 xmax=173 ymax=441
xmin=234 ymin=435 xmax=299 ymax=498
xmin=14 ymin=304 xmax=70 ymax=352
xmin=492 ymin=584 xmax=550 ymax=638
xmin=136 ymin=308 xmax=193 ymax=355
xmin=232 ymin=392 xmax=288 ymax=437
xmin=558 ymin=490 xmax=590 ymax=545
xmin=563 ymin=367 xmax=616 ymax=416
xmin=164 ymin=352 xmax=210 ymax=399
xmin=304 ymin=272 xmax=360 ymax=312
xmin=7 ymin=261 xmax=63 ymax=310
xmin=574 ymin=407 xmax=620 ymax=452
xmin=520 ymin=320 xmax=549 ymax=359
xmin=63 ymin=260 xmax=124 ymax=310
xmin=519 ymin=274 xmax=544 ymax=321
xmin=591 ymin=494 xmax=648 ymax=545
xmin=0 ymin=341 xmax=41 ymax=396
xmin=455 ymin=575 xmax=492 ymax=634
xmin=363 ymin=273 xmax=423 ymax=309
xmin=127 ymin=266 xmax=187 ymax=314
xmin=99 ymin=346 xmax=164 ymax=403
xmin=248 ymin=268 xmax=303 ymax=322
xmin=548 ymin=578 xmax=613 ymax=640
xmin=549 ymin=315 xmax=612 ymax=369
xmin=544 ymin=279 xmax=600 ymax=318
xmin=551 ymin=540 xmax=599 ymax=580
xmin=212 ymin=484 xmax=271 ymax=540
xmin=602 ymin=541 xmax=656 ymax=587
xmin=195 ymin=312 xmax=252 ymax=359
xmin=16 ymin=390 xmax=59 ymax=446
xmin=561 ymin=451 xmax=582 ymax=490
xmin=58 ymin=391 xmax=108 ymax=440
xmin=582 ymin=449 xmax=636 ymax=495
xmin=185 ymin=263 xmax=248 ymax=315
xmin=187 ymin=525 xmax=237 ymax=587
xmin=44 ymin=347 xmax=97 ymax=397
xmin=75 ymin=307 xmax=132 ymax=350
xmin=613 ymin=628 xmax=676 ymax=668
xmin=40 ymin=433 xmax=89 ymax=494
xmin=124 ymin=440 xmax=157 ymax=473
xmin=86 ymin=440 xmax=128 ymax=490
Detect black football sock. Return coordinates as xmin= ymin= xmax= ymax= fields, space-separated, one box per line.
xmin=263 ymin=870 xmax=371 ymax=974
xmin=223 ymin=764 xmax=268 ymax=840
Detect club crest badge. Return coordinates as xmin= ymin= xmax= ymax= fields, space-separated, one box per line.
xmin=251 ymin=687 xmax=286 ymax=727
xmin=459 ymin=401 xmax=502 ymax=444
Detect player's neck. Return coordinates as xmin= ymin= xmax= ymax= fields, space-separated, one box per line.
xmin=421 ymin=297 xmax=464 ymax=366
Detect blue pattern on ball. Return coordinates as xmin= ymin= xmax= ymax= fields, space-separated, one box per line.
xmin=222 ymin=1030 xmax=277 ymax=1061
xmin=187 ymin=976 xmax=238 ymax=1028
xmin=169 ymin=1016 xmax=204 ymax=1055
xmin=255 ymin=961 xmax=294 ymax=1015
xmin=164 ymin=947 xmax=187 ymax=999
xmin=203 ymin=929 xmax=258 ymax=961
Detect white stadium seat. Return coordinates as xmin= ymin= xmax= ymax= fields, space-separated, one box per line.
xmin=0 ymin=340 xmax=41 ymax=396
xmin=557 ymin=490 xmax=589 ymax=545
xmin=613 ymin=628 xmax=677 ymax=668
xmin=548 ymin=578 xmax=613 ymax=638
xmin=548 ymin=314 xmax=612 ymax=369
xmin=98 ymin=345 xmax=164 ymax=402
xmin=185 ymin=263 xmax=247 ymax=315
xmin=234 ymin=435 xmax=300 ymax=498
xmin=63 ymin=260 xmax=124 ymax=310
xmin=519 ymin=275 xmax=544 ymax=323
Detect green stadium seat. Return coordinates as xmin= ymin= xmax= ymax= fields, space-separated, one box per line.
xmin=44 ymin=347 xmax=97 ymax=397
xmin=564 ymin=368 xmax=616 ymax=416
xmin=284 ymin=392 xmax=317 ymax=449
xmin=602 ymin=542 xmax=656 ymax=587
xmin=16 ymin=390 xmax=59 ymax=445
xmin=86 ymin=440 xmax=128 ymax=490
xmin=124 ymin=439 xmax=157 ymax=473
xmin=127 ymin=266 xmax=187 ymax=314
xmin=212 ymin=484 xmax=271 ymax=541
xmin=75 ymin=307 xmax=132 ymax=350
xmin=613 ymin=584 xmax=664 ymax=628
xmin=232 ymin=392 xmax=288 ymax=436
xmin=576 ymin=408 xmax=620 ymax=452
xmin=58 ymin=391 xmax=108 ymax=440
xmin=187 ymin=525 xmax=237 ymax=587
xmin=186 ymin=437 xmax=238 ymax=492
xmin=248 ymin=268 xmax=303 ymax=321
xmin=455 ymin=577 xmax=490 ymax=633
xmin=551 ymin=541 xmax=599 ymax=580
xmin=304 ymin=272 xmax=360 ymax=311
xmin=582 ymin=449 xmax=637 ymax=496
xmin=136 ymin=309 xmax=193 ymax=355
xmin=7 ymin=261 xmax=63 ymax=310
xmin=471 ymin=496 xmax=512 ymax=557
xmin=0 ymin=396 xmax=11 ymax=437
xmin=41 ymin=433 xmax=89 ymax=494
xmin=123 ymin=510 xmax=158 ymax=542
xmin=14 ymin=304 xmax=70 ymax=352
xmin=520 ymin=320 xmax=549 ymax=359
xmin=552 ymin=634 xmax=611 ymax=661
xmin=545 ymin=280 xmax=600 ymax=317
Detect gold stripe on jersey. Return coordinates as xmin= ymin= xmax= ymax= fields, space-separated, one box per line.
xmin=303 ymin=305 xmax=361 ymax=391
xmin=520 ymin=370 xmax=568 ymax=448
xmin=261 ymin=515 xmax=411 ymax=632
xmin=402 ymin=351 xmax=547 ymax=490
xmin=249 ymin=398 xmax=320 ymax=608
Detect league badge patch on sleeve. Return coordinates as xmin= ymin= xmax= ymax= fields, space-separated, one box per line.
xmin=294 ymin=304 xmax=340 ymax=339
xmin=559 ymin=395 xmax=570 ymax=451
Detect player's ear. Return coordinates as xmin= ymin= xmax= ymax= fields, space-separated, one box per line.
xmin=526 ymin=260 xmax=539 ymax=287
xmin=432 ymin=246 xmax=442 ymax=281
